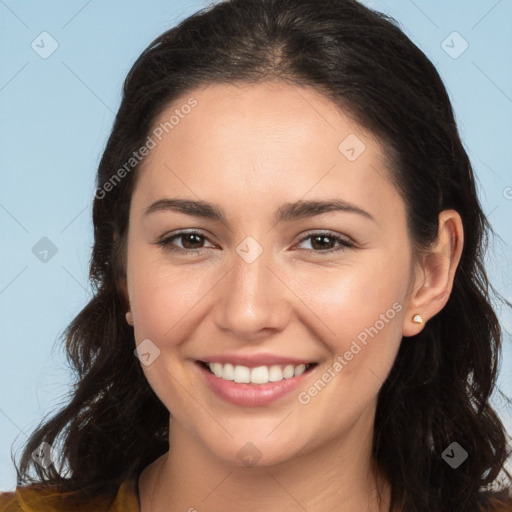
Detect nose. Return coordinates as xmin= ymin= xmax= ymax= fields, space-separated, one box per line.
xmin=212 ymin=245 xmax=289 ymax=341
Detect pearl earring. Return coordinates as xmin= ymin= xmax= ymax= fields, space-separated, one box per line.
xmin=412 ymin=314 xmax=423 ymax=325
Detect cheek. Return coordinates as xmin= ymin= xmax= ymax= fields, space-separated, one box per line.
xmin=307 ymin=254 xmax=407 ymax=335
xmin=290 ymin=267 xmax=407 ymax=435
xmin=126 ymin=244 xmax=209 ymax=344
xmin=298 ymin=254 xmax=409 ymax=389
xmin=126 ymin=249 xmax=208 ymax=413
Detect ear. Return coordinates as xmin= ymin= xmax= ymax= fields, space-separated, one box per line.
xmin=113 ymin=229 xmax=133 ymax=326
xmin=402 ymin=210 xmax=464 ymax=337
xmin=120 ymin=280 xmax=134 ymax=326
xmin=126 ymin=311 xmax=134 ymax=326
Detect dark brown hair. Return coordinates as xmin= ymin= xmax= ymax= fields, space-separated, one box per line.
xmin=12 ymin=1 xmax=511 ymax=510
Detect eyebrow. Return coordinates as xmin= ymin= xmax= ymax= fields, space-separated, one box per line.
xmin=144 ymin=198 xmax=376 ymax=224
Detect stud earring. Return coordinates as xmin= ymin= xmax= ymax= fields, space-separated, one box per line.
xmin=412 ymin=314 xmax=423 ymax=325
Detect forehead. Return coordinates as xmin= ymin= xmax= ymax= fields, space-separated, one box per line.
xmin=133 ymin=82 xmax=401 ymax=220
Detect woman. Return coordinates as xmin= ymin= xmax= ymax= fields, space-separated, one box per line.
xmin=1 ymin=0 xmax=511 ymax=510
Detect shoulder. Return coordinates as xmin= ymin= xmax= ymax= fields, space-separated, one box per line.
xmin=0 ymin=479 xmax=139 ymax=512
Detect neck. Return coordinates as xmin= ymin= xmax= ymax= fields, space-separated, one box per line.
xmin=139 ymin=409 xmax=391 ymax=512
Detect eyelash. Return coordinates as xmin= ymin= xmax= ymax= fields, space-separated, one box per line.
xmin=155 ymin=230 xmax=355 ymax=256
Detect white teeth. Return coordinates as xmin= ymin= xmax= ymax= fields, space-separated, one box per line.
xmin=233 ymin=365 xmax=250 ymax=383
xmin=294 ymin=364 xmax=306 ymax=376
xmin=222 ymin=363 xmax=234 ymax=380
xmin=211 ymin=362 xmax=223 ymax=378
xmin=283 ymin=365 xmax=294 ymax=379
xmin=207 ymin=362 xmax=312 ymax=384
xmin=250 ymin=366 xmax=269 ymax=384
xmin=268 ymin=365 xmax=283 ymax=382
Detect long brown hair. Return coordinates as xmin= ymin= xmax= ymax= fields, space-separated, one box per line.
xmin=13 ymin=1 xmax=511 ymax=510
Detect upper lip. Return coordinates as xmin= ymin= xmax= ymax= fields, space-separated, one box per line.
xmin=198 ymin=353 xmax=316 ymax=368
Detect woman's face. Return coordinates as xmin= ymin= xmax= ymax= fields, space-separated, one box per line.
xmin=125 ymin=82 xmax=418 ymax=466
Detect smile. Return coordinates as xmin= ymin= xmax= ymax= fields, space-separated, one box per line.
xmin=195 ymin=359 xmax=319 ymax=407
xmin=202 ymin=361 xmax=315 ymax=384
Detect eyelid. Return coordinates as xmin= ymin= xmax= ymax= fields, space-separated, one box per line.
xmin=293 ymin=231 xmax=355 ymax=253
xmin=155 ymin=229 xmax=355 ymax=255
xmin=155 ymin=229 xmax=217 ymax=252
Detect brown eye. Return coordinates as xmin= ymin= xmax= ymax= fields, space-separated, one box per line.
xmin=176 ymin=233 xmax=206 ymax=249
xmin=156 ymin=230 xmax=216 ymax=253
xmin=296 ymin=232 xmax=355 ymax=255
xmin=155 ymin=230 xmax=354 ymax=256
xmin=310 ymin=235 xmax=337 ymax=251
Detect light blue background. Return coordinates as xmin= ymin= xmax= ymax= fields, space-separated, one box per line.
xmin=1 ymin=0 xmax=511 ymax=491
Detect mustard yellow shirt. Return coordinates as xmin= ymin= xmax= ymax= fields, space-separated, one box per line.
xmin=0 ymin=479 xmax=139 ymax=512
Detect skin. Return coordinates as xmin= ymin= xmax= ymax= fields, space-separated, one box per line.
xmin=123 ymin=82 xmax=463 ymax=512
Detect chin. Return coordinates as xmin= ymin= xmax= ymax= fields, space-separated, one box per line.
xmin=199 ymin=428 xmax=312 ymax=469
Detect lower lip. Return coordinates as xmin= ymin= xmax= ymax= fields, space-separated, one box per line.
xmin=195 ymin=362 xmax=316 ymax=407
